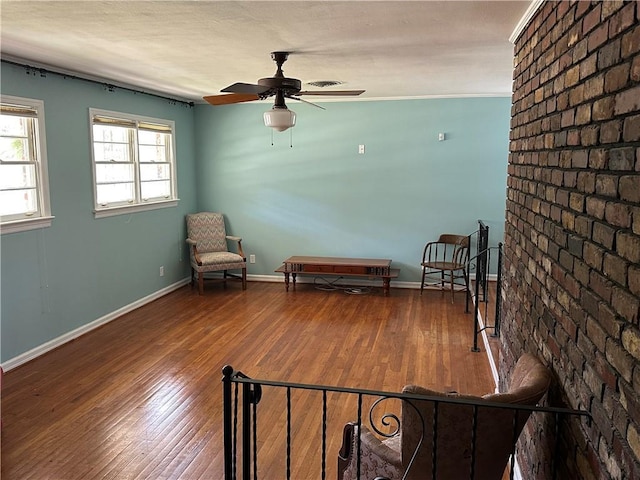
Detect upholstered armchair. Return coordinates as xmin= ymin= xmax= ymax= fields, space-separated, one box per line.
xmin=185 ymin=212 xmax=247 ymax=294
xmin=338 ymin=353 xmax=552 ymax=480
xmin=420 ymin=233 xmax=470 ymax=303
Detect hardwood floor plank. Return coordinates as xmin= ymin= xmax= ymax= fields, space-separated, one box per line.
xmin=2 ymin=282 xmax=495 ymax=479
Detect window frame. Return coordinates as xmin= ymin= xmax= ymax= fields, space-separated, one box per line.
xmin=89 ymin=108 xmax=179 ymax=218
xmin=0 ymin=95 xmax=53 ymax=235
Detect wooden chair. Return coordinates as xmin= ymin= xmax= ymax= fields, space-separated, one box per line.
xmin=420 ymin=233 xmax=470 ymax=303
xmin=338 ymin=353 xmax=552 ymax=480
xmin=185 ymin=212 xmax=246 ymax=294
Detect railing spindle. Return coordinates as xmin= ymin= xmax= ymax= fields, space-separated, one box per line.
xmin=509 ymin=410 xmax=518 ymax=480
xmin=552 ymin=412 xmax=561 ymax=480
xmin=287 ymin=387 xmax=291 ymax=480
xmin=233 ymin=383 xmax=239 ymax=480
xmin=252 ymin=398 xmax=258 ymax=480
xmin=356 ymin=393 xmax=363 ymax=480
xmin=470 ymin=405 xmax=478 ymax=479
xmin=432 ymin=401 xmax=439 ymax=480
xmin=223 ymin=365 xmax=234 ymax=480
xmin=322 ymin=389 xmax=327 ymax=480
xmin=242 ymin=383 xmax=251 ymax=480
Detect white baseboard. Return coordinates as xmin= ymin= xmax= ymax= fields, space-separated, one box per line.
xmin=1 ymin=278 xmax=190 ymax=371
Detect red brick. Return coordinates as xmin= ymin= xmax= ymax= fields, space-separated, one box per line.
xmin=617 ymin=231 xmax=640 ymax=263
xmin=598 ymin=39 xmax=622 ymax=70
xmin=604 ymin=63 xmax=631 ymax=93
xmin=614 ymin=85 xmax=640 ymax=115
xmin=612 ymin=286 xmax=640 ymax=323
xmin=623 ymin=114 xmax=640 ymax=142
xmin=588 ymin=23 xmax=610 ymax=52
xmin=620 ymin=176 xmax=640 ymax=202
xmin=605 ymin=202 xmax=632 ymax=228
xmin=595 ymin=175 xmax=619 ymax=197
xmin=605 ymin=338 xmax=634 ymax=383
xmin=603 ymin=252 xmax=628 ymax=286
xmin=621 ymin=25 xmax=640 ymax=58
xmin=584 ymin=74 xmax=605 ymax=100
xmin=632 ymin=56 xmax=640 ymax=82
xmin=593 ymin=96 xmax=615 ymax=120
xmin=600 ymin=120 xmax=623 ymax=143
xmin=609 ymin=2 xmax=636 ymax=37
xmin=630 ymin=265 xmax=640 ymax=296
xmin=583 ymin=3 xmax=603 ymax=35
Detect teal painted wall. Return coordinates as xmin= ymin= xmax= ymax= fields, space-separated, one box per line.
xmin=0 ymin=63 xmax=198 ymax=362
xmin=1 ymin=60 xmax=510 ymax=364
xmin=194 ymin=97 xmax=510 ymax=280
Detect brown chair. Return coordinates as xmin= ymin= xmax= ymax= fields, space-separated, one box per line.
xmin=338 ymin=353 xmax=552 ymax=480
xmin=420 ymin=233 xmax=470 ymax=303
xmin=185 ymin=212 xmax=247 ymax=294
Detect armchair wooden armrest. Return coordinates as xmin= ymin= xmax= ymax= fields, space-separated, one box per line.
xmin=226 ymin=235 xmax=245 ymax=259
xmin=186 ymin=238 xmax=203 ymax=265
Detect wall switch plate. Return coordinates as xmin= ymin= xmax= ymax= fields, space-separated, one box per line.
xmin=159 ymin=266 xmax=164 ymax=276
xmin=438 ymin=133 xmax=445 ymax=141
xmin=358 ymin=144 xmax=365 ymax=154
xmin=249 ymin=254 xmax=256 ymax=264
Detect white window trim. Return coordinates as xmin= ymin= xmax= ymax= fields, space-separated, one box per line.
xmin=1 ymin=95 xmax=53 ymax=235
xmin=89 ymin=108 xmax=179 ymax=218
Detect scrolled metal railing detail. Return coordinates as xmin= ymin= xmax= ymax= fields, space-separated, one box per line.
xmin=367 ymin=395 xmax=426 ymax=480
xmin=368 ymin=396 xmax=402 ymax=438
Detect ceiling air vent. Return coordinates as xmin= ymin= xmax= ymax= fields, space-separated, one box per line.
xmin=306 ymin=80 xmax=344 ymax=88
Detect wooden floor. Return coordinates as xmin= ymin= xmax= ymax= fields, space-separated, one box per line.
xmin=1 ymin=281 xmax=495 ymax=480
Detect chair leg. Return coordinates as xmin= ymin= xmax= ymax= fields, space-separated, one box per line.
xmin=420 ymin=268 xmax=426 ymax=295
xmin=190 ymin=267 xmax=195 ymax=287
xmin=198 ymin=272 xmax=204 ymax=295
xmin=441 ymin=270 xmax=445 ymax=297
xmin=464 ymin=268 xmax=470 ymax=313
xmin=242 ymin=267 xmax=247 ymax=290
xmin=450 ymin=269 xmax=455 ymax=303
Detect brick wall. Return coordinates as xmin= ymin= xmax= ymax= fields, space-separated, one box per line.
xmin=504 ymin=1 xmax=640 ymax=478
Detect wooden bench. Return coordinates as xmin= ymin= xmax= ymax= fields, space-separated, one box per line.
xmin=275 ymin=256 xmax=400 ymax=296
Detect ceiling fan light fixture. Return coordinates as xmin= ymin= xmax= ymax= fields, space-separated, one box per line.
xmin=264 ymin=106 xmax=296 ymax=132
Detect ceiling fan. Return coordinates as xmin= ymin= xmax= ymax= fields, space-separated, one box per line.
xmin=203 ymin=51 xmax=365 ymax=131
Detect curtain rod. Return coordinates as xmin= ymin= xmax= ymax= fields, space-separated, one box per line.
xmin=1 ymin=58 xmax=195 ymax=108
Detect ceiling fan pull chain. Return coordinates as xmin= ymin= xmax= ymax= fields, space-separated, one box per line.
xmin=271 ymin=129 xmax=274 ymax=146
xmin=290 ymin=129 xmax=293 ymax=148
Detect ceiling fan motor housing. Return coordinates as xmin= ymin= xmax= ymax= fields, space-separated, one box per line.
xmin=258 ymin=76 xmax=302 ymax=93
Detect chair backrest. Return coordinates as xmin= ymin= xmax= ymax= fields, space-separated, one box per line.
xmin=425 ymin=233 xmax=470 ymax=265
xmin=400 ymin=353 xmax=551 ymax=480
xmin=186 ymin=212 xmax=229 ymax=253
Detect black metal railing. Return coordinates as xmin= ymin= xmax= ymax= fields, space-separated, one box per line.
xmin=222 ymin=366 xmax=590 ymax=480
xmin=468 ymin=243 xmax=503 ymax=352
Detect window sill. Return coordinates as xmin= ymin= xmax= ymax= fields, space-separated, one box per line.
xmin=1 ymin=216 xmax=54 ymax=235
xmin=93 ymin=199 xmax=179 ymax=218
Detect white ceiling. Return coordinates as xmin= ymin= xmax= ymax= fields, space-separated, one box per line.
xmin=0 ymin=1 xmax=531 ymax=104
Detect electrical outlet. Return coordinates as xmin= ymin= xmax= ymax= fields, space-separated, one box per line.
xmin=249 ymin=254 xmax=256 ymax=264
xmin=159 ymin=266 xmax=164 ymax=276
xmin=358 ymin=144 xmax=365 ymax=154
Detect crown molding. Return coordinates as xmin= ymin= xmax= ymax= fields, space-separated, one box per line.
xmin=509 ymin=0 xmax=545 ymax=44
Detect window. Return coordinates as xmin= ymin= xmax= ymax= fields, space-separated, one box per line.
xmin=0 ymin=95 xmax=53 ymax=234
xmin=89 ymin=109 xmax=178 ymax=218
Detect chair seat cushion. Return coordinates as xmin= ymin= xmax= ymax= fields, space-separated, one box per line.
xmin=192 ymin=251 xmax=245 ymax=272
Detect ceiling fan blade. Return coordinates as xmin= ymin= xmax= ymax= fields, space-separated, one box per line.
xmin=203 ymin=93 xmax=260 ymax=106
xmin=287 ymin=95 xmax=326 ymax=110
xmin=221 ymin=82 xmax=272 ymax=95
xmin=297 ymin=90 xmax=365 ymax=96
